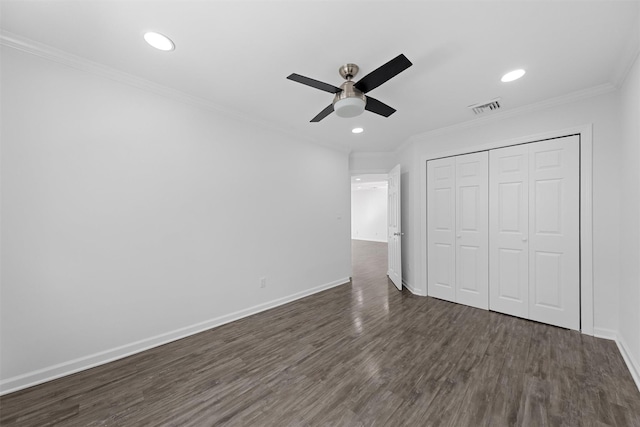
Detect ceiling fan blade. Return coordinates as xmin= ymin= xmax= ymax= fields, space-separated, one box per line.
xmin=310 ymin=104 xmax=334 ymax=122
xmin=365 ymin=96 xmax=396 ymax=117
xmin=287 ymin=74 xmax=342 ymax=94
xmin=354 ymin=54 xmax=413 ymax=94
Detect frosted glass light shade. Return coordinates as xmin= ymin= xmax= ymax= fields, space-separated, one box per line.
xmin=334 ymin=97 xmax=366 ymax=118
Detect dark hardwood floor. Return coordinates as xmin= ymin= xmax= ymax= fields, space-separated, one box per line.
xmin=2 ymin=240 xmax=639 ymax=426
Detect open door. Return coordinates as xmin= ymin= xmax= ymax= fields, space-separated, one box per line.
xmin=388 ymin=164 xmax=402 ymax=290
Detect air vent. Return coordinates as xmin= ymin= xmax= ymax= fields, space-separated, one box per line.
xmin=468 ymin=98 xmax=501 ymax=115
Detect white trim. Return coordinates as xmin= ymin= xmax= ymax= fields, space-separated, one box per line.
xmin=593 ymin=329 xmax=640 ymax=392
xmin=419 ymin=125 xmax=594 ymax=335
xmin=351 ymin=237 xmax=388 ymax=243
xmin=579 ymin=127 xmax=594 ymax=336
xmin=0 ymin=31 xmax=349 ymax=154
xmin=611 ymin=13 xmax=640 ymax=89
xmin=350 ymin=169 xmax=391 ymax=175
xmin=349 ymin=151 xmax=395 ymax=159
xmin=616 ymin=335 xmax=640 ymax=392
xmin=403 ymin=279 xmax=426 ymax=296
xmin=0 ymin=277 xmax=350 ymax=396
xmin=593 ymin=327 xmax=618 ymax=341
xmin=614 ymin=48 xmax=640 ymax=90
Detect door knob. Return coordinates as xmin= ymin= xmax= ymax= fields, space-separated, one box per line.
xmin=457 ymin=235 xmax=462 ymax=239
xmin=522 ymin=237 xmax=528 ymax=242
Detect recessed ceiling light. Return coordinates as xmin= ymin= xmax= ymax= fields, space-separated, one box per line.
xmin=352 ymin=127 xmax=364 ymax=134
xmin=144 ymin=32 xmax=175 ymax=51
xmin=355 ymin=178 xmax=361 ymax=181
xmin=501 ymin=69 xmax=525 ymax=82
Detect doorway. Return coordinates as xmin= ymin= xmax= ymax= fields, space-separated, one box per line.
xmin=351 ymin=174 xmax=389 ymax=283
xmin=351 ymin=174 xmax=389 ymax=243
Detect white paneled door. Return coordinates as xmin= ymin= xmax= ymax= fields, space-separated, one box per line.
xmin=427 ymin=157 xmax=456 ymax=302
xmin=528 ymin=136 xmax=580 ymax=330
xmin=489 ymin=145 xmax=530 ymax=319
xmin=455 ymin=152 xmax=489 ymax=309
xmin=427 ymin=154 xmax=489 ymax=307
xmin=489 ymin=135 xmax=580 ymax=330
xmin=428 ymin=135 xmax=579 ymax=329
xmin=387 ymin=164 xmax=402 ymax=291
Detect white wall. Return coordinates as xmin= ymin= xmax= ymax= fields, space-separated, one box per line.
xmin=349 ymin=152 xmax=396 ymax=174
xmin=396 ymin=90 xmax=623 ymax=334
xmin=351 ymin=188 xmax=388 ymax=242
xmin=618 ymin=47 xmax=640 ymax=383
xmin=0 ymin=46 xmax=351 ymax=393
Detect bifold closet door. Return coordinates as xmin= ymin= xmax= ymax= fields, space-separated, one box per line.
xmin=427 ymin=157 xmax=456 ymax=302
xmin=489 ymin=145 xmax=530 ymax=319
xmin=489 ymin=135 xmax=580 ymax=330
xmin=455 ymin=152 xmax=489 ymax=309
xmin=528 ymin=136 xmax=579 ymax=330
xmin=428 ymin=152 xmax=488 ymax=308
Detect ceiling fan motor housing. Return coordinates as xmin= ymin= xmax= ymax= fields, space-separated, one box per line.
xmin=333 ymin=81 xmax=366 ymax=118
xmin=339 ymin=63 xmax=359 ymax=80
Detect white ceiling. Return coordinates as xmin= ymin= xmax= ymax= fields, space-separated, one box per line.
xmin=1 ymin=1 xmax=638 ymax=153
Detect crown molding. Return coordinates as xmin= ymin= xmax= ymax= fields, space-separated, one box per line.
xmin=1 ymin=30 xmax=627 ymax=157
xmin=612 ymin=6 xmax=640 ymax=89
xmin=401 ymin=82 xmax=617 ymax=148
xmin=611 ymin=23 xmax=640 ymax=88
xmin=0 ymin=31 xmax=350 ymax=154
xmin=349 ymin=151 xmax=394 ymax=159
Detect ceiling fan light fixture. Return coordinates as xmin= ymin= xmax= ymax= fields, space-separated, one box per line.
xmin=352 ymin=127 xmax=364 ymax=134
xmin=334 ymin=97 xmax=366 ymax=118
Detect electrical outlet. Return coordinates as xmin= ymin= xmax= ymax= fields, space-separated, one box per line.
xmin=260 ymin=277 xmax=266 ymax=288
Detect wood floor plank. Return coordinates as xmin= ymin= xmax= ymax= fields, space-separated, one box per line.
xmin=1 ymin=240 xmax=639 ymax=426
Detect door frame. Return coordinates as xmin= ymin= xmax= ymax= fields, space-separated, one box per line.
xmin=419 ymin=124 xmax=594 ymax=335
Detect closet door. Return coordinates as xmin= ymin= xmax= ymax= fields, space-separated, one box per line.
xmin=528 ymin=136 xmax=580 ymax=330
xmin=427 ymin=157 xmax=456 ymax=302
xmin=489 ymin=145 xmax=529 ymax=319
xmin=455 ymin=152 xmax=489 ymax=309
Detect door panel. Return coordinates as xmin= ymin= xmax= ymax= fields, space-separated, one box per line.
xmin=528 ymin=136 xmax=579 ymax=330
xmin=489 ymin=145 xmax=529 ymax=319
xmin=455 ymin=152 xmax=488 ymax=309
xmin=498 ymin=248 xmax=525 ymax=301
xmin=458 ymin=245 xmax=479 ymax=292
xmin=533 ymin=251 xmax=562 ymax=308
xmin=388 ymin=164 xmax=402 ymax=291
xmin=427 ymin=158 xmax=456 ymax=302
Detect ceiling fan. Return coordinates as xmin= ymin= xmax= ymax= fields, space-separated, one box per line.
xmin=287 ymin=54 xmax=413 ymax=122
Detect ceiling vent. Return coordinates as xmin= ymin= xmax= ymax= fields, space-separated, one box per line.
xmin=468 ymin=98 xmax=501 ymax=115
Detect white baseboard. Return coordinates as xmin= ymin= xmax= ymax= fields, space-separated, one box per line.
xmin=0 ymin=277 xmax=350 ymax=396
xmin=616 ymin=335 xmax=640 ymax=392
xmin=593 ymin=327 xmax=640 ymax=392
xmin=351 ymin=237 xmax=388 ymax=243
xmin=403 ymin=280 xmax=426 ymax=296
xmin=593 ymin=327 xmax=618 ymax=340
